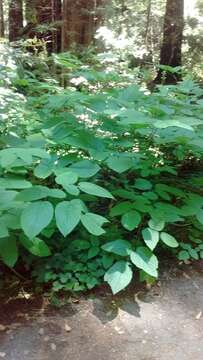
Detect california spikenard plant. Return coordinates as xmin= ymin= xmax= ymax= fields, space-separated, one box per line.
xmin=0 ymin=51 xmax=203 ymax=294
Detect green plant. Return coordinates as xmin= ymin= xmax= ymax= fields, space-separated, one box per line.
xmin=0 ymin=50 xmax=203 ymax=294
xmin=32 ymin=236 xmax=113 ymax=292
xmin=178 ymin=229 xmax=203 ymax=261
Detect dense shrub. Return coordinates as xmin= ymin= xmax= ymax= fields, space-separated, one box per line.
xmin=0 ymin=51 xmax=203 ymax=293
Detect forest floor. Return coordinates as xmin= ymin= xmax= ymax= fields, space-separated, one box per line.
xmin=0 ymin=264 xmax=203 ymax=360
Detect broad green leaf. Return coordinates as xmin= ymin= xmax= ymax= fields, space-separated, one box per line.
xmin=15 ymin=186 xmax=50 ymax=201
xmin=28 ymin=148 xmax=50 ymax=159
xmin=104 ymin=261 xmax=133 ymax=294
xmin=26 ymin=133 xmax=46 ymax=147
xmin=110 ymin=201 xmax=133 ymax=217
xmin=155 ymin=184 xmax=171 ymax=201
xmin=118 ymin=109 xmax=150 ymax=125
xmin=152 ymin=203 xmax=183 ymax=222
xmin=0 ymin=214 xmax=20 ymax=230
xmin=180 ymin=243 xmax=192 ymax=250
xmin=142 ymin=228 xmax=159 ymax=250
xmin=102 ymin=254 xmax=114 ymax=269
xmin=34 ymin=158 xmax=54 ymax=179
xmin=69 ymin=160 xmax=100 ymax=178
xmin=188 ymin=248 xmax=199 ymax=260
xmin=54 ymin=165 xmax=76 ymax=176
xmin=130 ymin=247 xmax=158 ymax=277
xmin=134 ymin=178 xmax=152 ymax=190
xmin=16 ymin=187 xmax=66 ymax=201
xmin=81 ymin=213 xmax=108 ymax=236
xmin=148 ymin=219 xmax=165 ymax=231
xmin=0 ymin=148 xmax=50 ymax=168
xmin=132 ymin=196 xmax=152 ymax=213
xmin=55 ymin=200 xmax=82 ymax=236
xmin=143 ymin=192 xmax=158 ymax=201
xmin=117 ymin=85 xmax=142 ymax=102
xmin=71 ymin=198 xmax=88 ymax=213
xmin=178 ymin=250 xmax=190 ymax=261
xmin=79 ymin=182 xmax=113 ymax=199
xmin=102 ymin=239 xmax=132 ymax=256
xmin=0 ymin=237 xmax=18 ymax=267
xmin=112 ymin=189 xmax=137 ymax=200
xmin=0 ymin=190 xmax=18 ymax=204
xmin=155 ymin=184 xmax=185 ymax=201
xmin=0 ymin=177 xmax=32 ymax=189
xmin=182 ymin=194 xmax=203 ymax=214
xmin=89 ymin=149 xmax=108 ymax=161
xmin=63 ymin=184 xmax=80 ymax=196
xmin=20 ymin=236 xmax=51 ymax=257
xmin=48 ymin=189 xmax=66 ymax=198
xmin=55 ymin=171 xmax=78 ymax=187
xmin=154 ymin=120 xmax=193 ymax=131
xmin=15 ymin=149 xmax=33 ymax=164
xmin=121 ymin=210 xmax=141 ymax=231
xmin=0 ymin=150 xmax=17 ymax=167
xmin=160 ymin=232 xmax=179 ymax=248
xmin=21 ymin=201 xmax=54 ymax=239
xmin=86 ymin=277 xmax=99 ymax=290
xmin=87 ymin=246 xmax=100 ymax=259
xmin=106 ymin=156 xmax=133 ymax=173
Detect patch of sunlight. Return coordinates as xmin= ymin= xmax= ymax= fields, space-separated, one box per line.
xmin=185 ymin=0 xmax=199 ymax=18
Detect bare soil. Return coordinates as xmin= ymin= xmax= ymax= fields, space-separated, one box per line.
xmin=0 ymin=264 xmax=203 ymax=360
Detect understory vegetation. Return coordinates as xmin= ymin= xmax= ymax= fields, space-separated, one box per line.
xmin=0 ymin=45 xmax=203 ymax=294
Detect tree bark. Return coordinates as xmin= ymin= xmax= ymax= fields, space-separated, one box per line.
xmin=51 ymin=0 xmax=62 ymax=53
xmin=24 ymin=0 xmax=62 ymax=53
xmin=9 ymin=0 xmax=23 ymax=41
xmin=62 ymin=0 xmax=104 ymax=51
xmin=154 ymin=0 xmax=184 ymax=84
xmin=0 ymin=0 xmax=4 ymax=37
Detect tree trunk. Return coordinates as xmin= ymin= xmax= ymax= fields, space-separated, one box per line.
xmin=62 ymin=0 xmax=104 ymax=51
xmin=52 ymin=0 xmax=62 ymax=53
xmin=9 ymin=0 xmax=23 ymax=41
xmin=35 ymin=0 xmax=53 ymax=53
xmin=24 ymin=0 xmax=62 ymax=53
xmin=0 ymin=0 xmax=4 ymax=37
xmin=154 ymin=0 xmax=184 ymax=84
xmin=35 ymin=0 xmax=62 ymax=53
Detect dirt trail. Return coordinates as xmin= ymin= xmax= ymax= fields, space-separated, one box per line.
xmin=0 ymin=266 xmax=203 ymax=360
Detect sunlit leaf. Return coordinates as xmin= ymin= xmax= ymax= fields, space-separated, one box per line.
xmin=104 ymin=261 xmax=133 ymax=294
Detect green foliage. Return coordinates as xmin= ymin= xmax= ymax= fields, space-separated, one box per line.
xmin=121 ymin=211 xmax=141 ymax=231
xmin=104 ymin=261 xmax=133 ymax=294
xmin=32 ymin=240 xmax=107 ymax=292
xmin=102 ymin=239 xmax=132 ymax=256
xmin=55 ymin=200 xmax=82 ymax=236
xmin=0 ymin=49 xmax=203 ymax=294
xmin=142 ymin=228 xmax=159 ymax=251
xmin=130 ymin=247 xmax=158 ymax=278
xmin=99 ymin=1 xmax=203 ymax=82
xmin=21 ymin=201 xmax=54 ymax=239
xmin=178 ymin=234 xmax=203 ymax=261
